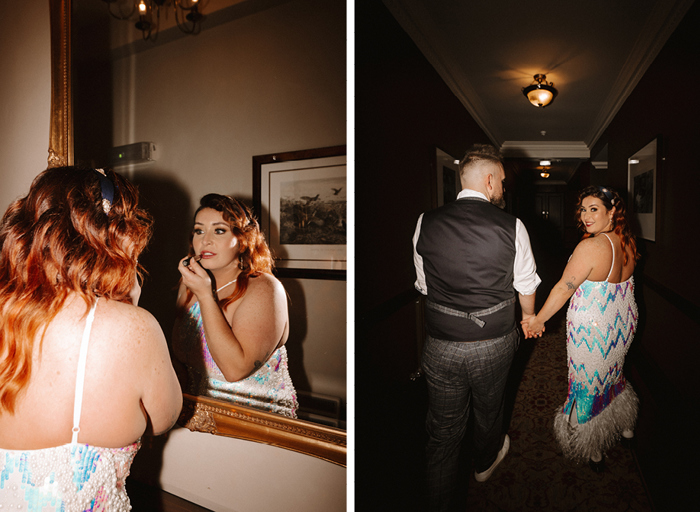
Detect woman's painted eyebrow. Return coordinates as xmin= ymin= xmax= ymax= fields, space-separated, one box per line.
xmin=194 ymin=221 xmax=229 ymax=227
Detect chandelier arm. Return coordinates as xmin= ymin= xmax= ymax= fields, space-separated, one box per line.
xmin=110 ymin=0 xmax=204 ymax=38
xmin=174 ymin=4 xmax=199 ymax=34
xmin=151 ymin=3 xmax=161 ymax=40
xmin=175 ymin=0 xmax=200 ymax=11
xmin=106 ymin=1 xmax=137 ymax=21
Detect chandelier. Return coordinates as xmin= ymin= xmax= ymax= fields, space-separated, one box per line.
xmin=103 ymin=0 xmax=204 ymax=40
xmin=522 ymin=74 xmax=558 ymax=108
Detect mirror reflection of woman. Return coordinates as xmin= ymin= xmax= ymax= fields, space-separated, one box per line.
xmin=0 ymin=167 xmax=182 ymax=509
xmin=172 ymin=194 xmax=298 ymax=418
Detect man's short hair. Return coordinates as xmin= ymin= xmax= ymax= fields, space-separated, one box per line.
xmin=459 ymin=144 xmax=503 ymax=176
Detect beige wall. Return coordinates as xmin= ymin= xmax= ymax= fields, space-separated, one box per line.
xmin=0 ymin=0 xmax=51 ymax=211
xmin=132 ymin=427 xmax=346 ymax=512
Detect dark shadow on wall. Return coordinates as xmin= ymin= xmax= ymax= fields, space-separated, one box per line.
xmin=280 ymin=277 xmax=311 ymax=394
xmin=120 ymin=173 xmax=191 ymax=509
xmin=131 ymin=173 xmax=193 ymax=337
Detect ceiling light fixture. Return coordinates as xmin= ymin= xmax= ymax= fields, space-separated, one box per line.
xmin=522 ymin=74 xmax=558 ymax=108
xmin=104 ymin=0 xmax=204 ymax=41
xmin=537 ymin=161 xmax=551 ymax=178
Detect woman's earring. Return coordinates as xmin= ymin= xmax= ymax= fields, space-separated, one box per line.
xmin=238 ymin=255 xmax=244 ymax=270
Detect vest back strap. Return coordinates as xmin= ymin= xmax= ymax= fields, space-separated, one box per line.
xmin=425 ymin=296 xmax=516 ymax=328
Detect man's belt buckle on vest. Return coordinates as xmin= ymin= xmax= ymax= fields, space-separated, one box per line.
xmin=426 ymin=296 xmax=516 ymax=328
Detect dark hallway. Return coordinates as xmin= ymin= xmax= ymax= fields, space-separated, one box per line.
xmin=356 ymin=1 xmax=700 ymax=510
xmin=356 ymin=218 xmax=655 ymax=511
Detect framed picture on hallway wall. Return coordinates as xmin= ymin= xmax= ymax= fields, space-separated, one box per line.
xmin=627 ymin=137 xmax=659 ymax=242
xmin=253 ymin=146 xmax=346 ymax=280
xmin=434 ymin=147 xmax=461 ymax=208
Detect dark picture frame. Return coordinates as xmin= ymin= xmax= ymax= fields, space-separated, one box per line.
xmin=253 ymin=146 xmax=347 ymax=280
xmin=627 ymin=136 xmax=660 ymax=242
xmin=433 ymin=147 xmax=461 ymax=209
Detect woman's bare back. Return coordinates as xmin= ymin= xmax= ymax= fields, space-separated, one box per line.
xmin=585 ymin=233 xmax=636 ymax=284
xmin=0 ymin=295 xmax=181 ymax=450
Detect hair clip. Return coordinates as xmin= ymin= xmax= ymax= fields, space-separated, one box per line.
xmin=597 ymin=186 xmax=615 ymax=206
xmin=94 ymin=169 xmax=115 ymax=214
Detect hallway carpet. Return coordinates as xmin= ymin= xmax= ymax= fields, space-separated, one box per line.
xmin=356 ymin=314 xmax=656 ymax=511
xmin=462 ymin=316 xmax=654 ymax=512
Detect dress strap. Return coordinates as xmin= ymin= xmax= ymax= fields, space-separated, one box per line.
xmin=71 ymin=300 xmax=99 ymax=444
xmin=602 ymin=233 xmax=615 ymax=282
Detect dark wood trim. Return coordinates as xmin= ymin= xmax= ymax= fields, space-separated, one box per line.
xmin=275 ymin=267 xmax=346 ymax=280
xmin=358 ymin=288 xmax=421 ymax=330
xmin=642 ymin=275 xmax=700 ymax=326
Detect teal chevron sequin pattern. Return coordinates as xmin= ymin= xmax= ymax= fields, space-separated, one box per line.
xmin=563 ymin=277 xmax=638 ymax=425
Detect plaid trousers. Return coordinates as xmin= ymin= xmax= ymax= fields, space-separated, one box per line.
xmin=422 ymin=328 xmax=520 ymax=511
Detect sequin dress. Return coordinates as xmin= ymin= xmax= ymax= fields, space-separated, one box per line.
xmin=553 ymin=234 xmax=639 ymax=461
xmin=0 ymin=300 xmax=141 ymax=511
xmin=176 ymin=302 xmax=298 ymax=418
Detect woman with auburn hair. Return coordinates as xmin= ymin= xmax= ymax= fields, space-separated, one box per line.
xmin=0 ymin=166 xmax=182 ymax=510
xmin=172 ymin=193 xmax=298 ymax=417
xmin=522 ymin=185 xmax=640 ymax=472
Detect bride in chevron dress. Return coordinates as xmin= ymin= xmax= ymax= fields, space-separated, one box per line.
xmin=522 ymin=185 xmax=639 ymax=471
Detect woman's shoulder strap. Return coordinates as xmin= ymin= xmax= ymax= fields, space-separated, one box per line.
xmin=602 ymin=233 xmax=615 ymax=281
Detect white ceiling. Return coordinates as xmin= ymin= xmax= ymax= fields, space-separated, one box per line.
xmin=383 ymin=0 xmax=694 ymax=181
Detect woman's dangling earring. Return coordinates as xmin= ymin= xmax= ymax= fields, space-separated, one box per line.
xmin=238 ymin=255 xmax=244 ymax=270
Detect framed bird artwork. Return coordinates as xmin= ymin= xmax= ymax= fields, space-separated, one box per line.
xmin=253 ymin=146 xmax=347 ymax=280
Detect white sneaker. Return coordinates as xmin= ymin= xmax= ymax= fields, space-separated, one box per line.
xmin=474 ymin=434 xmax=510 ymax=482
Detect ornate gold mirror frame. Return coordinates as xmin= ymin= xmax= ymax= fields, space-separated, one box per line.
xmin=48 ymin=0 xmax=72 ymax=168
xmin=48 ymin=0 xmax=346 ymax=467
xmin=180 ymin=394 xmax=346 ymax=466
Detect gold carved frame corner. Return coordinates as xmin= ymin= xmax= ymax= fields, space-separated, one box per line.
xmin=179 ymin=394 xmax=347 ymax=467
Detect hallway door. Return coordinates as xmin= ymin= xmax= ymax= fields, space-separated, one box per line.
xmin=535 ymin=192 xmax=564 ymax=231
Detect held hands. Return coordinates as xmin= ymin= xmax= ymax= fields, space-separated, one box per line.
xmin=521 ymin=314 xmax=545 ymax=339
xmin=178 ymin=255 xmax=213 ymax=299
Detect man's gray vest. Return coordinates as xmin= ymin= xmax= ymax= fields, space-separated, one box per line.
xmin=416 ymin=197 xmax=517 ymax=341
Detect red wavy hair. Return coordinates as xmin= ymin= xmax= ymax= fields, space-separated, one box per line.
xmin=182 ymin=194 xmax=274 ymax=311
xmin=576 ymin=185 xmax=640 ymax=265
xmin=0 ymin=167 xmax=153 ymax=413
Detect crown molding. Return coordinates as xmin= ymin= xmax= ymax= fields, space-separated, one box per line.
xmin=500 ymin=141 xmax=590 ymax=159
xmin=585 ymin=0 xmax=695 ymax=147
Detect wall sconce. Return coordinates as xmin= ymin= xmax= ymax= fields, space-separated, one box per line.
xmin=104 ymin=0 xmax=204 ymax=41
xmin=522 ymin=74 xmax=558 ymax=108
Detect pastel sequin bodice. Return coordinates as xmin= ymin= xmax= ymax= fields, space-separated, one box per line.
xmin=176 ymin=302 xmax=298 ymax=418
xmin=0 ymin=441 xmax=140 ymax=511
xmin=564 ymin=276 xmax=638 ymax=424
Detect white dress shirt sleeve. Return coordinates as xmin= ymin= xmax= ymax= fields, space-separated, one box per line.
xmin=412 ymin=214 xmax=427 ymax=295
xmin=513 ymin=218 xmax=541 ymax=295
